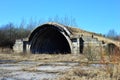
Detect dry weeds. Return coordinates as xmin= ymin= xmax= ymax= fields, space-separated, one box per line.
xmin=0 ymin=50 xmax=120 ymax=80
xmin=0 ymin=52 xmax=88 ymax=62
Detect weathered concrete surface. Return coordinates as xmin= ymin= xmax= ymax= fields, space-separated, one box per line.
xmin=0 ymin=60 xmax=113 ymax=80
xmin=13 ymin=22 xmax=120 ymax=54
xmin=0 ymin=60 xmax=79 ymax=80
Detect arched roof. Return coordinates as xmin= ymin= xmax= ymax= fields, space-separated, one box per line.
xmin=29 ymin=22 xmax=72 ymax=42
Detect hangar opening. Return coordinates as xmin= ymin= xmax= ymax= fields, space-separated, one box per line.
xmin=107 ymin=43 xmax=118 ymax=55
xmin=29 ymin=23 xmax=72 ymax=54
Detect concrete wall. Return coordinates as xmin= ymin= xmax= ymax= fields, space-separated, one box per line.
xmin=13 ymin=35 xmax=104 ymax=54
xmin=13 ymin=39 xmax=23 ymax=53
xmin=13 ymin=39 xmax=31 ymax=53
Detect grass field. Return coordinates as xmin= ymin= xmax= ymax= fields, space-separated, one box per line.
xmin=0 ymin=51 xmax=120 ymax=80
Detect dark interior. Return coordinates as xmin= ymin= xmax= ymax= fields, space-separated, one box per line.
xmin=108 ymin=43 xmax=116 ymax=54
xmin=79 ymin=37 xmax=84 ymax=53
xmin=30 ymin=26 xmax=71 ymax=54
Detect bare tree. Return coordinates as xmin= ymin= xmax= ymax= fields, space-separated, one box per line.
xmin=106 ymin=29 xmax=118 ymax=40
xmin=48 ymin=15 xmax=78 ymax=27
xmin=0 ymin=23 xmax=15 ymax=49
xmin=26 ymin=18 xmax=38 ymax=31
xmin=0 ymin=22 xmax=30 ymax=50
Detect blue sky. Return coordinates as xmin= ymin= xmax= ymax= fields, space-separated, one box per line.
xmin=0 ymin=0 xmax=120 ymax=34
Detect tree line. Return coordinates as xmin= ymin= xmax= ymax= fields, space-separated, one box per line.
xmin=0 ymin=17 xmax=119 ymax=49
xmin=0 ymin=23 xmax=31 ymax=49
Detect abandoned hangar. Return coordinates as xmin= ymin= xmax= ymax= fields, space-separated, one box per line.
xmin=13 ymin=22 xmax=120 ymax=54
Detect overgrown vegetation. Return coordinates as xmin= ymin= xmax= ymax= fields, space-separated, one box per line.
xmin=84 ymin=43 xmax=97 ymax=61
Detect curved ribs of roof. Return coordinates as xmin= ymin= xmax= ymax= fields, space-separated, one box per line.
xmin=29 ymin=22 xmax=73 ymax=53
xmin=29 ymin=22 xmax=72 ymax=42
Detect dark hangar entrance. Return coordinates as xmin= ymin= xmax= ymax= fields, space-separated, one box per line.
xmin=29 ymin=23 xmax=71 ymax=54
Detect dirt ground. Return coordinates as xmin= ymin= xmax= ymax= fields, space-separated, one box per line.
xmin=0 ymin=52 xmax=120 ymax=80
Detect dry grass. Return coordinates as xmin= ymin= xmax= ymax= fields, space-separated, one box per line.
xmin=57 ymin=53 xmax=120 ymax=80
xmin=57 ymin=46 xmax=120 ymax=80
xmin=0 ymin=49 xmax=120 ymax=80
xmin=57 ymin=65 xmax=120 ymax=80
xmin=0 ymin=52 xmax=88 ymax=62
